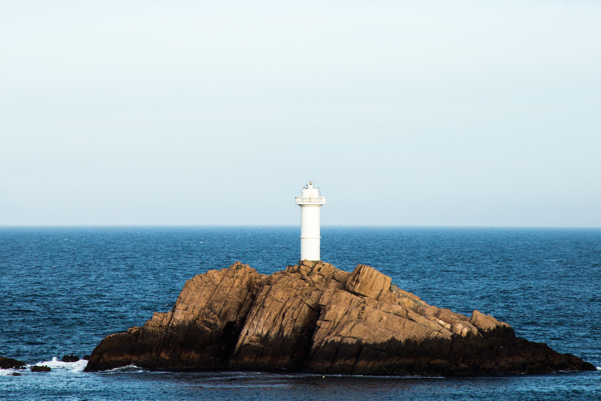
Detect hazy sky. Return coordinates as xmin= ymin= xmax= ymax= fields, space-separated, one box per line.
xmin=1 ymin=0 xmax=600 ymax=226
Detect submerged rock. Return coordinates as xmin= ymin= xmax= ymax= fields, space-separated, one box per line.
xmin=0 ymin=357 xmax=26 ymax=370
xmin=85 ymin=261 xmax=595 ymax=375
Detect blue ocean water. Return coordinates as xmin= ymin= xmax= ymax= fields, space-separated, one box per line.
xmin=1 ymin=226 xmax=600 ymax=400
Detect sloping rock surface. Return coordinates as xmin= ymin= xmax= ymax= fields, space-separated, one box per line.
xmin=85 ymin=261 xmax=595 ymax=375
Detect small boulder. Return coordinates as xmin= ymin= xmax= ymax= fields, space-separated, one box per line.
xmin=0 ymin=357 xmax=26 ymax=370
xmin=83 ymin=355 xmax=90 ymax=361
xmin=62 ymin=354 xmax=80 ymax=363
xmin=31 ymin=365 xmax=51 ymax=372
xmin=346 ymin=264 xmax=392 ymax=300
xmin=470 ymin=310 xmax=515 ymax=338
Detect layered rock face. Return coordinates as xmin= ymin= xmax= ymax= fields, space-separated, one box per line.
xmin=228 ymin=261 xmax=350 ymax=370
xmin=85 ymin=261 xmax=595 ymax=375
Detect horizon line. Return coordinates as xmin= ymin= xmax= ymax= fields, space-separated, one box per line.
xmin=1 ymin=224 xmax=600 ymax=229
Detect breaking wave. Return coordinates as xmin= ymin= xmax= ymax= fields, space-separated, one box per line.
xmin=103 ymin=364 xmax=143 ymax=374
xmin=33 ymin=356 xmax=88 ymax=373
xmin=0 ymin=357 xmax=88 ymax=376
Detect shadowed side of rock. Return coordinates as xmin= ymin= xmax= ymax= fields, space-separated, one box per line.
xmin=85 ymin=262 xmax=265 ymax=371
xmin=0 ymin=356 xmax=26 ymax=370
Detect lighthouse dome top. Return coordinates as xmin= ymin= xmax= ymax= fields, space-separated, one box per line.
xmin=295 ymin=181 xmax=326 ymax=205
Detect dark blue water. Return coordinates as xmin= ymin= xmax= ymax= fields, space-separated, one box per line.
xmin=1 ymin=227 xmax=600 ymax=400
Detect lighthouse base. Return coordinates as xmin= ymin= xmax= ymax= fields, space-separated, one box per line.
xmin=300 ymin=237 xmax=320 ymax=261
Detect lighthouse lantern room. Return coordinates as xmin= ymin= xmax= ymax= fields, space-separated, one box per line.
xmin=295 ymin=182 xmax=326 ymax=261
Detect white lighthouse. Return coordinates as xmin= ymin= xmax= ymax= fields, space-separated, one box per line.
xmin=295 ymin=182 xmax=326 ymax=261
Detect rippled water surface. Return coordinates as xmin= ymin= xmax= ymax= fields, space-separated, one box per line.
xmin=1 ymin=227 xmax=600 ymax=400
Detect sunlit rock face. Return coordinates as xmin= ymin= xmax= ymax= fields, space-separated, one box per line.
xmin=85 ymin=261 xmax=595 ymax=375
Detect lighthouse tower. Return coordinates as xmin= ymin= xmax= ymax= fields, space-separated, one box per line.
xmin=295 ymin=182 xmax=326 ymax=261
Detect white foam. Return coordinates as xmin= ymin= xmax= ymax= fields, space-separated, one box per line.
xmin=0 ymin=368 xmax=25 ymax=376
xmin=596 ymin=366 xmax=601 ymax=371
xmin=33 ymin=357 xmax=88 ymax=373
xmin=103 ymin=364 xmax=143 ymax=374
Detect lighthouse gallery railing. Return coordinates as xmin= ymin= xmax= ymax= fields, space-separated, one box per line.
xmin=295 ymin=197 xmax=326 ymax=204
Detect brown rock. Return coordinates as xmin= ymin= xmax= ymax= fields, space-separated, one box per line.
xmin=85 ymin=261 xmax=595 ymax=375
xmin=0 ymin=357 xmax=25 ymax=370
xmin=307 ymin=288 xmax=452 ymax=374
xmin=345 ymin=264 xmax=392 ymax=300
xmin=85 ymin=262 xmax=265 ymax=371
xmin=470 ymin=310 xmax=515 ymax=338
xmin=229 ymin=261 xmax=346 ymax=370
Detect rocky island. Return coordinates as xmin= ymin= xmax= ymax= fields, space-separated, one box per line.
xmin=85 ymin=261 xmax=594 ymax=375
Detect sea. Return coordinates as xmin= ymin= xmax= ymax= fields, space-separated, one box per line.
xmin=1 ymin=226 xmax=600 ymax=400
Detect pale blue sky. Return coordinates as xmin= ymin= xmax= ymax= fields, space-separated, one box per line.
xmin=1 ymin=0 xmax=600 ymax=226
